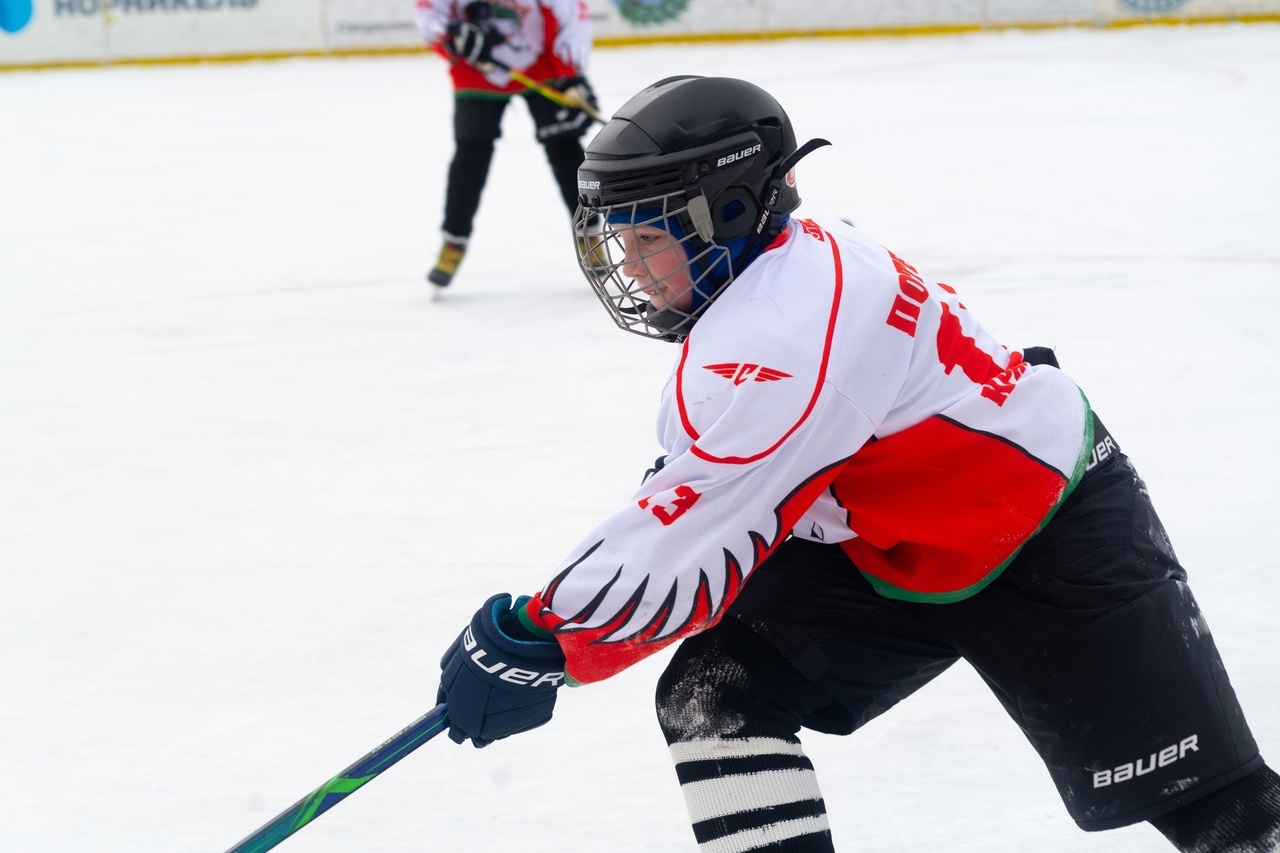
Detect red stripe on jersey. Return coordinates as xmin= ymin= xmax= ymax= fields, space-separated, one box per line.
xmin=678 ymin=224 xmax=844 ymax=464
xmin=834 ymin=415 xmax=1069 ymax=602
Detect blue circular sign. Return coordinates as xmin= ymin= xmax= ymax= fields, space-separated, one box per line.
xmin=1116 ymin=0 xmax=1191 ymax=12
xmin=614 ymin=0 xmax=689 ymax=26
xmin=0 ymin=0 xmax=34 ymax=34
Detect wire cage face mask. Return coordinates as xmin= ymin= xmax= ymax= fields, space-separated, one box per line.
xmin=573 ymin=194 xmax=735 ymax=343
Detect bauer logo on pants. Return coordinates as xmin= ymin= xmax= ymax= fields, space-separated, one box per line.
xmin=1092 ymin=734 xmax=1199 ymax=788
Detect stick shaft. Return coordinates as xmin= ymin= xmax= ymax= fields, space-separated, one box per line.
xmin=507 ymin=67 xmax=593 ymax=112
xmin=480 ymin=59 xmax=604 ymax=122
xmin=224 ymin=704 xmax=449 ymax=853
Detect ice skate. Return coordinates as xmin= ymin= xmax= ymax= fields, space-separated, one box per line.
xmin=427 ymin=239 xmax=466 ymax=290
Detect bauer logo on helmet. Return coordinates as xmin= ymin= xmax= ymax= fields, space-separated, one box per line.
xmin=716 ymin=144 xmax=762 ymax=169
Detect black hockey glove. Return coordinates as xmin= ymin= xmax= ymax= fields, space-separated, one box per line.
xmin=446 ymin=19 xmax=501 ymax=66
xmin=437 ymin=593 xmax=565 ymax=748
xmin=553 ymin=75 xmax=599 ymax=115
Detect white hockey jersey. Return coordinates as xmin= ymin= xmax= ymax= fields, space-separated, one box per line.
xmin=415 ymin=0 xmax=591 ymax=92
xmin=528 ymin=218 xmax=1093 ymax=685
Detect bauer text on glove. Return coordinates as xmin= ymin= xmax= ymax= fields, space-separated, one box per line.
xmin=437 ymin=593 xmax=565 ymax=748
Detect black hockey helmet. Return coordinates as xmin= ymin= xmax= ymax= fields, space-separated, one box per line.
xmin=573 ymin=76 xmax=829 ymax=342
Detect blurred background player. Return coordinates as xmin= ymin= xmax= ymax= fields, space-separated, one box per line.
xmin=414 ymin=0 xmax=598 ymax=288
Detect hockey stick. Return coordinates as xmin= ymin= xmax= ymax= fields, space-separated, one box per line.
xmin=224 ymin=703 xmax=449 ymax=853
xmin=480 ymin=59 xmax=605 ymax=123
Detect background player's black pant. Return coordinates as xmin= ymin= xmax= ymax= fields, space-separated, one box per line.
xmin=657 ymin=452 xmax=1267 ymax=851
xmin=440 ymin=93 xmax=587 ymax=241
xmin=441 ymin=138 xmax=495 ymax=242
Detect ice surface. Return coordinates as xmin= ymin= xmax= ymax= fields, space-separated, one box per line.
xmin=1 ymin=23 xmax=1278 ymax=853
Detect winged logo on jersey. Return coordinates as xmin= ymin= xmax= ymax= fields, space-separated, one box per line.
xmin=527 ymin=457 xmax=853 ymax=685
xmin=703 ymin=363 xmax=793 ymax=385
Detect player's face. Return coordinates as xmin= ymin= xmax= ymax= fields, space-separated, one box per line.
xmin=617 ymin=225 xmax=695 ymax=313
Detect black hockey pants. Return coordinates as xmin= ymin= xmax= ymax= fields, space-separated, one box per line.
xmin=440 ymin=93 xmax=586 ymax=240
xmin=657 ymin=450 xmax=1262 ymax=850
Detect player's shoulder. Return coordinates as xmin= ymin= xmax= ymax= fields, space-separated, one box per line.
xmin=675 ymin=305 xmax=830 ymax=456
xmin=683 ymin=247 xmax=834 ymax=394
xmin=757 ymin=216 xmax=896 ymax=281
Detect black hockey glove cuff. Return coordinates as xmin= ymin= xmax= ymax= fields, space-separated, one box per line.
xmin=553 ymin=75 xmax=599 ymax=114
xmin=446 ymin=20 xmax=500 ymax=66
xmin=437 ymin=593 xmax=565 ymax=748
xmin=641 ymin=454 xmax=667 ymax=484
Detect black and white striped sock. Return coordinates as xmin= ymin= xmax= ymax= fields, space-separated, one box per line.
xmin=670 ymin=736 xmax=833 ymax=852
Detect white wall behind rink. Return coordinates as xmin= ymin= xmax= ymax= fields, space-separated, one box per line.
xmin=1 ymin=0 xmax=1277 ymax=69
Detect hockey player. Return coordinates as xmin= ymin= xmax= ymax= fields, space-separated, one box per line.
xmin=414 ymin=0 xmax=597 ymax=288
xmin=434 ymin=76 xmax=1280 ymax=851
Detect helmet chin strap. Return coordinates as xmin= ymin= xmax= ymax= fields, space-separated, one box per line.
xmin=621 ymin=299 xmax=693 ymax=343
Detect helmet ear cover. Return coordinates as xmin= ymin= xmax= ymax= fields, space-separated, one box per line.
xmin=634 ymin=125 xmax=781 ymax=265
xmin=707 ymin=185 xmax=760 ymax=242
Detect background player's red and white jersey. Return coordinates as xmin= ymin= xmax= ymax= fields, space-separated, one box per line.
xmin=528 ymin=217 xmax=1094 ymax=685
xmin=414 ymin=0 xmax=591 ymax=94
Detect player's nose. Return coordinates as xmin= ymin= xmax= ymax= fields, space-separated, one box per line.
xmin=621 ymin=253 xmax=648 ymax=279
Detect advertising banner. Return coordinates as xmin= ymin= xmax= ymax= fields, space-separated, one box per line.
xmin=584 ymin=0 xmax=1098 ymax=38
xmin=326 ymin=0 xmax=421 ymax=49
xmin=1097 ymin=0 xmax=1278 ymax=18
xmin=1 ymin=0 xmax=104 ymax=64
xmin=2 ymin=0 xmax=1277 ymax=69
xmin=0 ymin=0 xmax=325 ymax=66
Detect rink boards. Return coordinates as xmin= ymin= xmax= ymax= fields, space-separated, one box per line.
xmin=1 ymin=0 xmax=1278 ymax=69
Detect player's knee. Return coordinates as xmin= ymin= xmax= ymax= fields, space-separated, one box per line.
xmin=656 ymin=619 xmax=817 ymax=745
xmin=655 ymin=628 xmax=751 ymax=744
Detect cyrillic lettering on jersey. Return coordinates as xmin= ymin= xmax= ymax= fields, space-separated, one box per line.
xmin=798 ymin=219 xmax=826 ymax=242
xmin=885 ymin=251 xmax=927 ymax=337
xmin=979 ymin=359 xmax=1028 ymax=407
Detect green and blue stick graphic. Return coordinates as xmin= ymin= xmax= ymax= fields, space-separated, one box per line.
xmin=225 ymin=703 xmax=449 ymax=853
